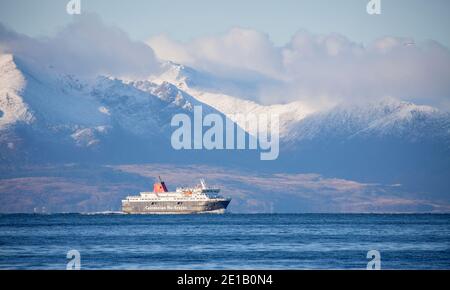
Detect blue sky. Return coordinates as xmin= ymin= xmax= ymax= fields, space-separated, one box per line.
xmin=0 ymin=0 xmax=449 ymax=47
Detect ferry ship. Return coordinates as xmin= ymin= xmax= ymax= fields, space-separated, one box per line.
xmin=121 ymin=177 xmax=231 ymax=214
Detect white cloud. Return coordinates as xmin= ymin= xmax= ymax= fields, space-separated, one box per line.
xmin=148 ymin=27 xmax=283 ymax=78
xmin=0 ymin=14 xmax=160 ymax=78
xmin=1 ymin=17 xmax=448 ymax=110
xmin=148 ymin=28 xmax=450 ymax=109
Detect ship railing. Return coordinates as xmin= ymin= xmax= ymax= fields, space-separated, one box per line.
xmin=176 ymin=184 xmax=221 ymax=191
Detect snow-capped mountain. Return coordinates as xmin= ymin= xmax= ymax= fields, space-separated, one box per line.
xmin=1 ymin=52 xmax=450 ymax=212
xmin=284 ymin=98 xmax=450 ymax=143
xmin=148 ymin=61 xmax=450 ymax=194
xmin=150 ymin=61 xmax=314 ymax=137
xmin=0 ymin=53 xmax=250 ymax=164
xmin=151 ymin=61 xmax=450 ymax=145
xmin=1 ymin=53 xmax=450 ymax=195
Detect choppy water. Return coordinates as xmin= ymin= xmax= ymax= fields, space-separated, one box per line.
xmin=0 ymin=214 xmax=449 ymax=269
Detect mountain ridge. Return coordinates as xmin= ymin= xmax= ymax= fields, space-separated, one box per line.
xmin=1 ymin=53 xmax=449 ymax=212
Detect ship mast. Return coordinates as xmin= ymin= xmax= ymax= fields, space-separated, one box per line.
xmin=200 ymin=179 xmax=206 ymax=189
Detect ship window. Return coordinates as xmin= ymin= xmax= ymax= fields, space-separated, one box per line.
xmin=177 ymin=202 xmax=183 ymax=205
xmin=151 ymin=202 xmax=156 ymax=205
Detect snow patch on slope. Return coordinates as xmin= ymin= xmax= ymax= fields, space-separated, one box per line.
xmin=71 ymin=126 xmax=109 ymax=147
xmin=0 ymin=54 xmax=34 ymax=129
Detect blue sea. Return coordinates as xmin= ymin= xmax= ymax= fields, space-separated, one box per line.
xmin=0 ymin=214 xmax=449 ymax=269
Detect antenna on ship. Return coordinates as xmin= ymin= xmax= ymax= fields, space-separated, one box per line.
xmin=200 ymin=179 xmax=206 ymax=189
